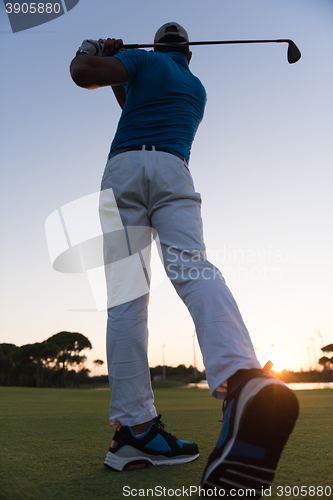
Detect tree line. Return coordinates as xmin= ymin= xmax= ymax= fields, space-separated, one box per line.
xmin=0 ymin=330 xmax=205 ymax=388
xmin=150 ymin=364 xmax=205 ymax=380
xmin=0 ymin=331 xmax=92 ymax=387
xmin=2 ymin=334 xmax=331 ymax=388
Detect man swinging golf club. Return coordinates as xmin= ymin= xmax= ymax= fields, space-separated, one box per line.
xmin=70 ymin=22 xmax=299 ymax=495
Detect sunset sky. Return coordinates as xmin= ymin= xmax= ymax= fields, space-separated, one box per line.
xmin=1 ymin=0 xmax=332 ymax=376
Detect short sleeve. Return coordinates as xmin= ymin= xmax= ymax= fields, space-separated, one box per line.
xmin=113 ymin=49 xmax=148 ymax=83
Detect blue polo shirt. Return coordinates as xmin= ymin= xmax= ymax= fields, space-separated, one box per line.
xmin=110 ymin=49 xmax=206 ymax=162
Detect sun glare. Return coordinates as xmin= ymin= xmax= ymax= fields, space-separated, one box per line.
xmin=271 ymin=354 xmax=290 ymax=372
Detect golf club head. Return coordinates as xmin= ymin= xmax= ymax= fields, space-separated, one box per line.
xmin=287 ymin=41 xmax=301 ymax=64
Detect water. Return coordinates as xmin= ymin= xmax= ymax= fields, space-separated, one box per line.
xmin=188 ymin=380 xmax=333 ymax=390
xmin=285 ymin=382 xmax=333 ymax=391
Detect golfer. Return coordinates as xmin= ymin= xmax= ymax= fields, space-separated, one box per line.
xmin=70 ymin=22 xmax=298 ymax=493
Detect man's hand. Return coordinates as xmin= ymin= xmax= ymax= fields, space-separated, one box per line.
xmin=78 ymin=39 xmax=104 ymax=56
xmin=77 ymin=38 xmax=124 ymax=57
xmin=99 ymin=38 xmax=124 ymax=57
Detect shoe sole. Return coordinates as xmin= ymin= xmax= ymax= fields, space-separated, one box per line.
xmin=104 ymin=449 xmax=199 ymax=471
xmin=202 ymin=379 xmax=299 ymax=498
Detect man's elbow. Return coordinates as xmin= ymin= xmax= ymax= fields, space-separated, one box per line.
xmin=70 ymin=63 xmax=90 ymax=88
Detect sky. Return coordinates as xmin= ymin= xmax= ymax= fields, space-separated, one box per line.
xmin=1 ymin=0 xmax=333 ymax=377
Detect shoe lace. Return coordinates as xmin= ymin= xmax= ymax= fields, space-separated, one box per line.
xmin=156 ymin=414 xmax=167 ymax=429
xmin=155 ymin=414 xmax=182 ymax=442
xmin=219 ymin=400 xmax=227 ymax=423
xmin=110 ymin=422 xmax=121 ymax=431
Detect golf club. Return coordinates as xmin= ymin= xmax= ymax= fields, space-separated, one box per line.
xmin=122 ymin=39 xmax=301 ymax=64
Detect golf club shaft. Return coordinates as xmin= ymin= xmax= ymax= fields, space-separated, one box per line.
xmin=122 ymin=39 xmax=293 ymax=50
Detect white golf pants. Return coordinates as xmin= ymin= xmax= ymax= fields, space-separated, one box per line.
xmin=100 ymin=147 xmax=261 ymax=426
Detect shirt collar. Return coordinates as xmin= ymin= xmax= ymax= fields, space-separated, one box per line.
xmin=166 ymin=52 xmax=189 ymax=69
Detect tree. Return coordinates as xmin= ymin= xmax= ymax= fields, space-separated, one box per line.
xmin=319 ymin=345 xmax=333 ymax=371
xmin=14 ymin=342 xmax=59 ymax=387
xmin=93 ymin=359 xmax=104 ymax=376
xmin=321 ymin=344 xmax=333 ymax=353
xmin=0 ymin=343 xmax=18 ymax=385
xmin=318 ymin=356 xmax=332 ymax=371
xmin=47 ymin=331 xmax=92 ymax=386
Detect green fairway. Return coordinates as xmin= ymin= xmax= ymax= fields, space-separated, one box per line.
xmin=0 ymin=385 xmax=332 ymax=500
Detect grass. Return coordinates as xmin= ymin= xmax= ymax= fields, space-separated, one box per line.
xmin=0 ymin=385 xmax=332 ymax=500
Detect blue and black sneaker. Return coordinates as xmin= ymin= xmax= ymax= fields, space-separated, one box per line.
xmin=104 ymin=414 xmax=199 ymax=471
xmin=201 ymin=369 xmax=299 ymax=498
